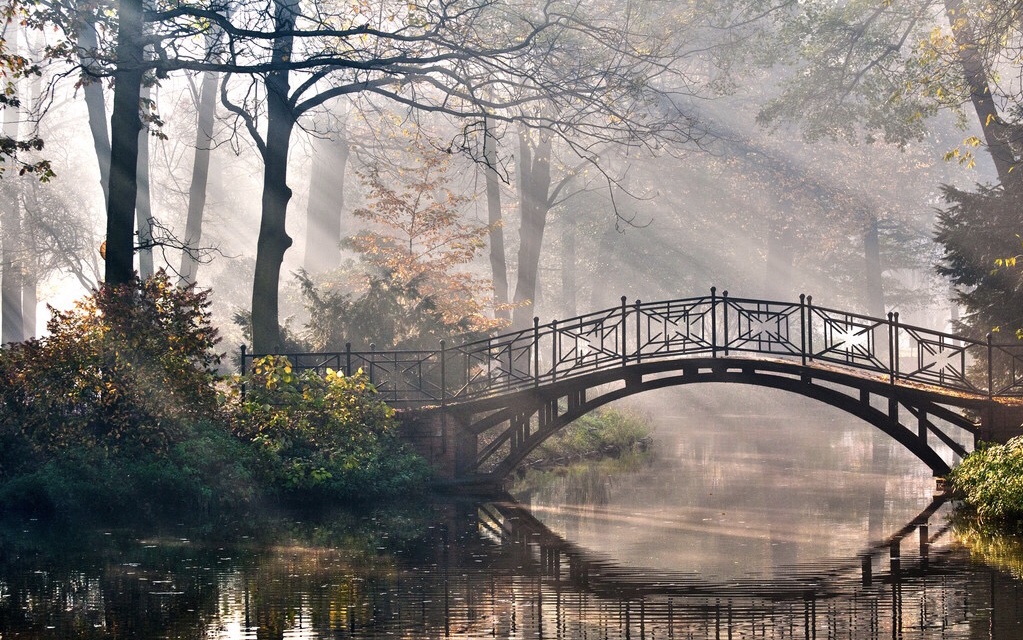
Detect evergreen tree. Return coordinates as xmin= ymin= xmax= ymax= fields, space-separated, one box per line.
xmin=935 ymin=183 xmax=1023 ymax=340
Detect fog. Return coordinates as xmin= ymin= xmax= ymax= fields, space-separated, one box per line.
xmin=0 ymin=0 xmax=1006 ymax=351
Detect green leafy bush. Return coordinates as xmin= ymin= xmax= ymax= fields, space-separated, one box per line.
xmin=524 ymin=408 xmax=652 ymax=468
xmin=231 ymin=355 xmax=431 ymax=501
xmin=949 ymin=437 xmax=1023 ymax=523
xmin=0 ymin=421 xmax=257 ymax=519
xmin=0 ymin=277 xmax=432 ymax=519
xmin=0 ymin=274 xmax=258 ymax=519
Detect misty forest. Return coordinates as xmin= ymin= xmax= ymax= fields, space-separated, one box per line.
xmin=5 ymin=0 xmax=1023 ymax=638
xmin=0 ymin=0 xmax=1022 ymax=489
xmin=0 ymin=0 xmax=1017 ymax=353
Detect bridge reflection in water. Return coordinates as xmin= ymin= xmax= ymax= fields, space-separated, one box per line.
xmin=398 ymin=495 xmax=1009 ymax=640
xmin=2 ymin=494 xmax=1022 ymax=638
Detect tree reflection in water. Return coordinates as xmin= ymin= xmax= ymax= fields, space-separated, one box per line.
xmin=0 ymin=494 xmax=1022 ymax=639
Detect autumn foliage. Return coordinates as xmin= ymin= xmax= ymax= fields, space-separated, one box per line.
xmin=0 ymin=275 xmax=429 ymax=520
xmin=300 ymin=146 xmax=503 ymax=351
xmin=0 ymin=271 xmax=221 ymax=459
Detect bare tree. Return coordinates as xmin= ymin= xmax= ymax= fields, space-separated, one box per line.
xmin=25 ymin=0 xmax=706 ymax=351
xmin=177 ymin=69 xmax=220 ymax=285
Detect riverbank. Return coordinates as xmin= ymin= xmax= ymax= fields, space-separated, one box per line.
xmin=0 ymin=276 xmax=431 ymax=523
xmin=947 ymin=435 xmax=1023 ymax=531
xmin=518 ymin=407 xmax=653 ymax=471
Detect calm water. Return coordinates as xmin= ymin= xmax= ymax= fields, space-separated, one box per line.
xmin=3 ymin=387 xmax=1023 ymax=639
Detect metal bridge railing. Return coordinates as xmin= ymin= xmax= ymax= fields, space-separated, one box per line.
xmin=240 ymin=289 xmax=1023 ymax=404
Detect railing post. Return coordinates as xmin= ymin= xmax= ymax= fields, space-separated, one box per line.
xmin=504 ymin=338 xmax=513 ymax=384
xmin=711 ymin=287 xmax=718 ymax=357
xmin=988 ymin=332 xmax=994 ymax=398
xmin=893 ymin=312 xmax=900 ymax=382
xmin=552 ymin=320 xmax=559 ymax=382
xmin=799 ymin=295 xmax=807 ymax=367
xmin=722 ymin=290 xmax=730 ymax=356
xmin=239 ymin=344 xmax=247 ymax=400
xmin=440 ymin=339 xmax=447 ymax=406
xmin=634 ymin=300 xmax=642 ymax=363
xmin=345 ymin=342 xmax=352 ymax=376
xmin=369 ymin=343 xmax=376 ymax=385
xmin=806 ymin=296 xmax=814 ymax=361
xmin=621 ymin=296 xmax=628 ymax=366
xmin=887 ymin=312 xmax=896 ymax=384
xmin=533 ymin=317 xmax=541 ymax=387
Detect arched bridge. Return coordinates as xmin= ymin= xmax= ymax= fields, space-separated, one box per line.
xmin=242 ymin=290 xmax=1023 ymax=485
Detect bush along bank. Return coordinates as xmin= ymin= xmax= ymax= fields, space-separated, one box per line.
xmin=0 ymin=274 xmax=431 ymax=523
xmin=947 ymin=436 xmax=1023 ymax=529
xmin=232 ymin=355 xmax=431 ymax=503
xmin=519 ymin=407 xmax=653 ymax=471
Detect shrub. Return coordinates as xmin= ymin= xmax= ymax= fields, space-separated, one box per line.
xmin=0 ymin=274 xmax=259 ymax=520
xmin=0 ymin=418 xmax=258 ymax=521
xmin=949 ymin=437 xmax=1023 ymax=523
xmin=231 ymin=355 xmax=431 ymax=501
xmin=525 ymin=407 xmax=652 ymax=467
xmin=0 ymin=272 xmax=221 ymax=460
xmin=0 ymin=277 xmax=432 ymax=518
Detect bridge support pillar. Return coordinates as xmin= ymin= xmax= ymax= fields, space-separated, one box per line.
xmin=397 ymin=409 xmax=477 ymax=482
xmin=978 ymin=405 xmax=1023 ymax=445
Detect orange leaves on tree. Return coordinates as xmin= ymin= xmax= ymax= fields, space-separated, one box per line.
xmin=350 ymin=147 xmax=501 ymax=337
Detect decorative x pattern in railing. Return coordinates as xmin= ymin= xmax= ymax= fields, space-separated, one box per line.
xmin=242 ymin=290 xmax=1023 ymax=404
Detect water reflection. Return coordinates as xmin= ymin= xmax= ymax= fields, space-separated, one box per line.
xmin=1 ymin=389 xmax=1021 ymax=638
xmin=0 ymin=494 xmax=1021 ymax=639
xmin=512 ymin=388 xmax=948 ymax=581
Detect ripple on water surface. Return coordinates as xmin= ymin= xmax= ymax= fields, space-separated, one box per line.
xmin=0 ymin=389 xmax=1021 ymax=638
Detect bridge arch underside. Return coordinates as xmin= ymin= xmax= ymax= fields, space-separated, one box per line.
xmin=453 ymin=358 xmax=981 ymax=483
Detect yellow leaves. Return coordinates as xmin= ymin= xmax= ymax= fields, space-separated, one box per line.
xmin=944 ymin=136 xmax=985 ymax=169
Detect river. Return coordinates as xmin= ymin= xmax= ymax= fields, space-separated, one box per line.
xmin=2 ymin=386 xmax=1022 ymax=639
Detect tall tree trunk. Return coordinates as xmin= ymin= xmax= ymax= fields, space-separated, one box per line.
xmin=22 ymin=262 xmax=36 ymax=339
xmin=179 ymin=70 xmax=219 ymax=285
xmin=135 ymin=84 xmax=154 ymax=279
xmin=250 ymin=0 xmax=297 ymax=353
xmin=79 ymin=20 xmax=111 ymax=204
xmin=589 ymin=223 xmax=619 ymax=311
xmin=863 ymin=214 xmax=885 ymax=317
xmin=511 ymin=129 xmax=552 ymax=331
xmin=22 ymin=33 xmax=41 ymax=339
xmin=106 ymin=0 xmax=146 ymax=285
xmin=1 ymin=185 xmax=23 ymax=344
xmin=303 ymin=133 xmax=349 ymax=273
xmin=944 ymin=0 xmax=1020 ymax=187
xmin=1 ymin=26 xmax=23 ymax=344
xmin=484 ymin=118 xmax=509 ymax=319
